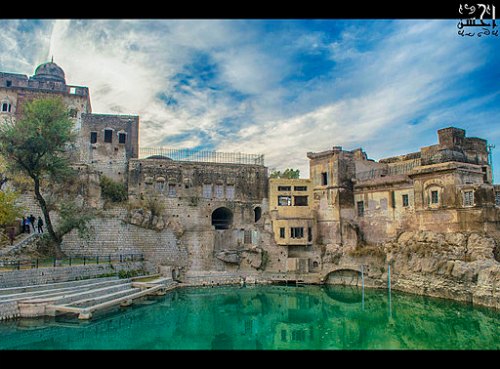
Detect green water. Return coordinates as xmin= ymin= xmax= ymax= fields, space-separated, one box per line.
xmin=0 ymin=285 xmax=498 ymax=350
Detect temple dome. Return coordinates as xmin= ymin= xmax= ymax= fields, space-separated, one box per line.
xmin=32 ymin=61 xmax=66 ymax=83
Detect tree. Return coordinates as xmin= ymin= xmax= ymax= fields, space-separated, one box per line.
xmin=0 ymin=189 xmax=23 ymax=226
xmin=269 ymin=168 xmax=300 ymax=179
xmin=0 ymin=97 xmax=77 ymax=255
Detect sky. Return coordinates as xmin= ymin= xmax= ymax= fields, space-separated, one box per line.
xmin=0 ymin=19 xmax=499 ymax=180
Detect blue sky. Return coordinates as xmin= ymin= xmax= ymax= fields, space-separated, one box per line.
xmin=1 ymin=19 xmax=499 ymax=180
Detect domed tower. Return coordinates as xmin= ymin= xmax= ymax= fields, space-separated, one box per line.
xmin=31 ymin=60 xmax=66 ymax=84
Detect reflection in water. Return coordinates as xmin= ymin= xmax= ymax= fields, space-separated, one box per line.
xmin=0 ymin=285 xmax=498 ymax=350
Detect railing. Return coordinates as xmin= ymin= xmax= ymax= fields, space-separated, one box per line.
xmin=139 ymin=147 xmax=265 ymax=166
xmin=0 ymin=253 xmax=144 ymax=271
xmin=356 ymin=158 xmax=421 ymax=181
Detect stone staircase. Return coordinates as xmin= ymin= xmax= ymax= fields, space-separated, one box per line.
xmin=0 ymin=275 xmax=177 ymax=320
xmin=0 ymin=233 xmax=41 ymax=256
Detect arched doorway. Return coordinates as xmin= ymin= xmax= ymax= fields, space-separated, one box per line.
xmin=254 ymin=206 xmax=262 ymax=222
xmin=211 ymin=207 xmax=233 ymax=230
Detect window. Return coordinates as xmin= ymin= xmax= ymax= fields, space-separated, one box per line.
xmin=308 ymin=227 xmax=312 ymax=242
xmin=104 ymin=129 xmax=113 ymax=143
xmin=496 ymin=192 xmax=500 ymax=206
xmin=156 ymin=181 xmax=165 ymax=192
xmin=431 ymin=190 xmax=439 ymax=204
xmin=402 ymin=194 xmax=409 ymax=207
xmin=118 ymin=133 xmax=127 ymax=144
xmin=69 ymin=87 xmax=77 ymax=94
xmin=6 ymin=80 xmax=12 ymax=87
xmin=279 ymin=227 xmax=285 ymax=239
xmin=1 ymin=103 xmax=11 ymax=112
xmin=69 ymin=108 xmax=77 ymax=118
xmin=292 ymin=330 xmax=306 ymax=342
xmin=463 ymin=190 xmax=474 ymax=207
xmin=226 ymin=185 xmax=235 ymax=199
xmin=391 ymin=191 xmax=396 ymax=208
xmin=294 ymin=186 xmax=307 ymax=191
xmin=278 ymin=195 xmax=292 ymax=206
xmin=214 ymin=184 xmax=224 ymax=199
xmin=357 ymin=201 xmax=364 ymax=217
xmin=90 ymin=132 xmax=97 ymax=144
xmin=290 ymin=227 xmax=304 ymax=239
xmin=168 ymin=184 xmax=176 ymax=197
xmin=254 ymin=207 xmax=262 ymax=222
xmin=281 ymin=330 xmax=287 ymax=342
xmin=203 ymin=184 xmax=212 ymax=198
xmin=277 ymin=186 xmax=291 ymax=191
xmin=244 ymin=230 xmax=252 ymax=244
xmin=321 ymin=172 xmax=328 ymax=186
xmin=294 ymin=196 xmax=308 ymax=206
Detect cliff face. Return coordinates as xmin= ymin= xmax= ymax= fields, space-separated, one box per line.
xmin=323 ymin=231 xmax=500 ymax=310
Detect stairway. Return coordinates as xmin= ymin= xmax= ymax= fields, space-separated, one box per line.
xmin=0 ymin=276 xmax=177 ymax=320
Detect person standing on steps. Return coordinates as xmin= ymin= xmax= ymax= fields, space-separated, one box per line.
xmin=37 ymin=216 xmax=44 ymax=234
xmin=24 ymin=216 xmax=30 ymax=234
xmin=21 ymin=217 xmax=26 ymax=233
xmin=8 ymin=227 xmax=15 ymax=245
xmin=29 ymin=214 xmax=36 ymax=232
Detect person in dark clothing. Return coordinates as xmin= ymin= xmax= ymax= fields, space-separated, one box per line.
xmin=37 ymin=216 xmax=44 ymax=234
xmin=29 ymin=214 xmax=36 ymax=232
xmin=24 ymin=217 xmax=30 ymax=234
xmin=21 ymin=217 xmax=26 ymax=233
xmin=8 ymin=227 xmax=15 ymax=245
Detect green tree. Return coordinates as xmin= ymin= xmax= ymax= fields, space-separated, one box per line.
xmin=0 ymin=97 xmax=77 ymax=255
xmin=0 ymin=189 xmax=23 ymax=226
xmin=269 ymin=168 xmax=300 ymax=179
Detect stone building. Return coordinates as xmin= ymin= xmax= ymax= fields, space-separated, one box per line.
xmin=2 ymin=62 xmax=499 ymax=308
xmin=0 ymin=61 xmax=139 ymax=180
xmin=307 ymin=127 xmax=499 ymax=246
xmin=268 ymin=178 xmax=319 ymax=273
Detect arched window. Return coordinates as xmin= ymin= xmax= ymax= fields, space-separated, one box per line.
xmin=211 ymin=207 xmax=233 ymax=230
xmin=254 ymin=206 xmax=262 ymax=222
xmin=1 ymin=101 xmax=12 ymax=113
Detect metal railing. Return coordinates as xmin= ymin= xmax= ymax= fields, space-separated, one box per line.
xmin=356 ymin=158 xmax=421 ymax=181
xmin=0 ymin=253 xmax=144 ymax=271
xmin=139 ymin=147 xmax=265 ymax=166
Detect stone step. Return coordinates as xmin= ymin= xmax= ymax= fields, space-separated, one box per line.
xmin=0 ymin=278 xmax=126 ymax=303
xmin=63 ymin=287 xmax=143 ymax=308
xmin=0 ymin=276 xmax=119 ymax=296
xmin=52 ymin=285 xmax=166 ymax=320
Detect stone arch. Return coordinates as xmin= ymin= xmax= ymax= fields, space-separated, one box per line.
xmin=324 ymin=268 xmax=362 ymax=286
xmin=211 ymin=207 xmax=233 ymax=230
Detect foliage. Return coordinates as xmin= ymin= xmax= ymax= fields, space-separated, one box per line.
xmin=142 ymin=194 xmax=164 ymax=218
xmin=100 ymin=175 xmax=128 ymax=203
xmin=0 ymin=189 xmax=23 ymax=226
xmin=0 ymin=97 xmax=77 ymax=254
xmin=118 ymin=269 xmax=144 ymax=279
xmin=56 ymin=200 xmax=95 ymax=240
xmin=269 ymin=168 xmax=300 ymax=179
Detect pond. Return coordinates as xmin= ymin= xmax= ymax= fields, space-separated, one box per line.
xmin=0 ymin=285 xmax=498 ymax=350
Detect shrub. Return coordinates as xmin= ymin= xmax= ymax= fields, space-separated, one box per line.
xmin=100 ymin=175 xmax=127 ymax=203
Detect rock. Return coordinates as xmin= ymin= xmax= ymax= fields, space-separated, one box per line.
xmin=398 ymin=231 xmax=414 ymax=244
xmin=154 ymin=219 xmax=165 ymax=231
xmin=216 ymin=250 xmax=241 ymax=264
xmin=445 ymin=232 xmax=468 ymax=248
xmin=466 ymin=234 xmax=495 ymax=261
xmin=130 ymin=212 xmax=144 ymax=226
xmin=243 ymin=247 xmax=263 ymax=269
